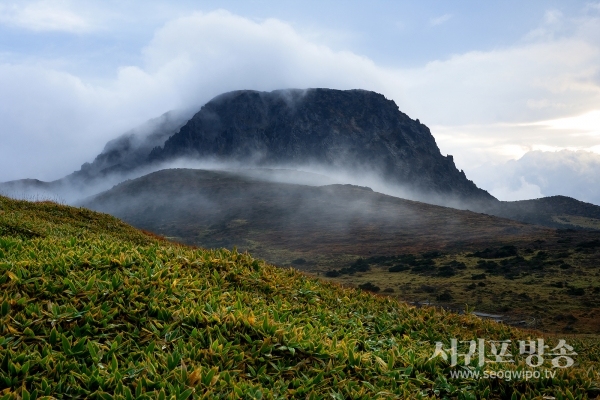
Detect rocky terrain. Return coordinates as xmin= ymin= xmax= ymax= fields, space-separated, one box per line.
xmin=148 ymin=89 xmax=493 ymax=205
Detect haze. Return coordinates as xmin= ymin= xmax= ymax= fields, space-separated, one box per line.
xmin=1 ymin=1 xmax=600 ymax=204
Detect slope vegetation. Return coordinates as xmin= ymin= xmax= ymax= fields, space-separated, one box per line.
xmin=1 ymin=196 xmax=598 ymax=398
xmin=79 ymin=169 xmax=600 ymax=333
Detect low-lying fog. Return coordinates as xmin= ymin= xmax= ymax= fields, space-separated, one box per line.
xmin=0 ymin=156 xmax=463 ymax=211
xmin=78 ymin=168 xmax=543 ymax=264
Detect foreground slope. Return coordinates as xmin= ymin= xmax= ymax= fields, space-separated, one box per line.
xmin=1 ymin=196 xmax=598 ymax=398
xmin=79 ymin=169 xmax=600 ymax=333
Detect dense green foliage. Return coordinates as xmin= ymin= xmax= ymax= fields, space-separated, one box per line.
xmin=0 ymin=196 xmax=598 ymax=399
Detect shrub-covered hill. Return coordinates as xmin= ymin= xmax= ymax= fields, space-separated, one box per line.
xmin=0 ymin=196 xmax=598 ymax=399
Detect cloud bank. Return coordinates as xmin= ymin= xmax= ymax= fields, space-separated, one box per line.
xmin=0 ymin=0 xmax=97 ymax=32
xmin=470 ymin=150 xmax=600 ymax=205
xmin=0 ymin=10 xmax=399 ymax=182
xmin=0 ymin=4 xmax=600 ymax=202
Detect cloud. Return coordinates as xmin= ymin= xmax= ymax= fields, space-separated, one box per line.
xmin=1 ymin=6 xmax=600 ymax=189
xmin=433 ymin=117 xmax=600 ymax=172
xmin=424 ymin=9 xmax=600 ymax=178
xmin=489 ymin=177 xmax=544 ymax=202
xmin=585 ymin=2 xmax=600 ymax=12
xmin=528 ymin=109 xmax=600 ymax=135
xmin=139 ymin=11 xmax=398 ymax=106
xmin=397 ymin=37 xmax=600 ymax=125
xmin=0 ymin=10 xmax=399 ymax=181
xmin=429 ymin=14 xmax=452 ymax=27
xmin=470 ymin=150 xmax=600 ymax=204
xmin=0 ymin=0 xmax=94 ymax=33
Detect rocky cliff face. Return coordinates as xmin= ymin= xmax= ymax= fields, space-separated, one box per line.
xmin=68 ymin=109 xmax=191 ymax=183
xmin=1 ymin=88 xmax=496 ymax=205
xmin=0 ymin=110 xmax=192 ymax=202
xmin=149 ymin=89 xmax=495 ymax=203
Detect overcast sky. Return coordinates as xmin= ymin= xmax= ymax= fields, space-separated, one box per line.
xmin=1 ymin=0 xmax=600 ymax=203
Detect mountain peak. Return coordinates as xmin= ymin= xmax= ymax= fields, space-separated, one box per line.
xmin=1 ymin=88 xmax=495 ymax=206
xmin=149 ymin=88 xmax=494 ymax=204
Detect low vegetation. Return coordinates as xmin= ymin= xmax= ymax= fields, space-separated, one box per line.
xmin=0 ymin=196 xmax=599 ymax=398
xmin=320 ymin=234 xmax=600 ymax=334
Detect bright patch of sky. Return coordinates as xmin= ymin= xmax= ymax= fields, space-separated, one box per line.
xmin=1 ymin=0 xmax=600 ymax=203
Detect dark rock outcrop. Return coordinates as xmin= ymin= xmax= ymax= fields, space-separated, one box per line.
xmin=149 ymin=89 xmax=494 ymax=204
xmin=2 ymin=88 xmax=496 ymax=206
xmin=68 ymin=109 xmax=191 ymax=183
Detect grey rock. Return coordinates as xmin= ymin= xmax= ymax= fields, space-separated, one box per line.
xmin=149 ymin=88 xmax=494 ymax=203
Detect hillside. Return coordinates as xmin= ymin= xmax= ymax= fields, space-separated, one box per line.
xmin=81 ymin=168 xmax=549 ymax=266
xmin=482 ymin=196 xmax=600 ymax=230
xmin=80 ymin=169 xmax=600 ymax=333
xmin=1 ymin=195 xmax=598 ymax=398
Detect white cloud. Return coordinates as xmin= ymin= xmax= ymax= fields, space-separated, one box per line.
xmin=489 ymin=177 xmax=544 ymax=202
xmin=436 ymin=108 xmax=600 ymax=181
xmin=429 ymin=14 xmax=452 ymax=27
xmin=1 ymin=7 xmax=600 ymax=192
xmin=420 ymin=11 xmax=600 ymax=185
xmin=0 ymin=0 xmax=94 ymax=33
xmin=0 ymin=10 xmax=400 ymax=181
xmin=397 ymin=37 xmax=600 ymax=125
xmin=139 ymin=10 xmax=399 ymax=107
xmin=470 ymin=150 xmax=600 ymax=204
xmin=528 ymin=109 xmax=600 ymax=136
xmin=0 ymin=63 xmax=176 ymax=180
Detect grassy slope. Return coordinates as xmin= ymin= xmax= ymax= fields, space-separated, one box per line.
xmin=0 ymin=196 xmax=598 ymax=399
xmin=80 ymin=169 xmax=600 ymax=334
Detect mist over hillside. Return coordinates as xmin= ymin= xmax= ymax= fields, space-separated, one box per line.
xmin=3 ymin=88 xmax=600 ymax=232
xmin=0 ymin=88 xmax=495 ymax=208
xmin=0 ymin=109 xmax=193 ymax=202
xmin=70 ymin=109 xmax=193 ymax=183
xmin=80 ymin=168 xmax=548 ymax=265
